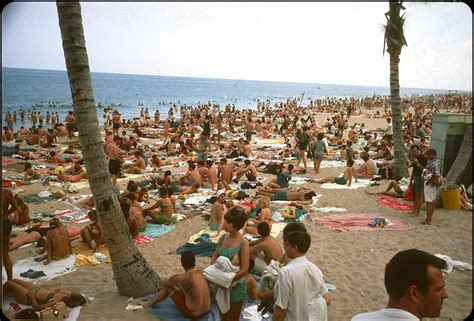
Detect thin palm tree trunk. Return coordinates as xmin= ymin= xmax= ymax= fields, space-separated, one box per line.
xmin=56 ymin=1 xmax=162 ymax=297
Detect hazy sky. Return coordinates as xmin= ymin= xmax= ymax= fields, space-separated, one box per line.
xmin=2 ymin=2 xmax=472 ymax=91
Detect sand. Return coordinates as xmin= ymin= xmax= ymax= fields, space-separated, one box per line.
xmin=3 ymin=110 xmax=472 ymax=320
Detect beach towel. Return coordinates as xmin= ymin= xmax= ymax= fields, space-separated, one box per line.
xmin=23 ymin=193 xmax=62 ymax=204
xmin=176 ymin=233 xmax=218 ymax=257
xmin=72 ymin=242 xmax=110 ymax=266
xmin=376 ymin=196 xmax=414 ymax=211
xmin=2 ymin=255 xmax=77 ymax=286
xmin=204 ymin=256 xmax=240 ymax=313
xmin=143 ymin=294 xmax=210 ymax=321
xmin=312 ymin=207 xmax=347 ymax=213
xmin=141 ymin=223 xmax=176 ymax=238
xmin=311 ymin=214 xmax=416 ymax=232
xmin=53 ymin=209 xmax=90 ymax=224
xmin=2 ymin=293 xmax=83 ymax=321
xmin=320 ymin=179 xmax=372 ymax=190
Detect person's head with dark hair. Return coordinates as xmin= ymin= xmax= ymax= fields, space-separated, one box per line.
xmin=257 ymin=222 xmax=271 ymax=237
xmin=49 ymin=151 xmax=56 ymax=156
xmin=24 ymin=163 xmax=32 ymax=171
xmin=63 ymin=292 xmax=87 ymax=308
xmin=347 ymin=159 xmax=355 ymax=167
xmin=197 ymin=160 xmax=205 ymax=167
xmin=224 ymin=206 xmax=247 ymax=230
xmin=180 ymin=250 xmax=196 ymax=270
xmin=283 ymin=231 xmax=311 ymax=256
xmin=88 ymin=209 xmax=97 ymax=222
xmin=287 ymin=164 xmax=294 ymax=171
xmin=426 ymin=148 xmax=437 ymax=158
xmin=244 ymin=159 xmax=251 ymax=166
xmin=126 ymin=181 xmax=138 ymax=193
xmin=120 ymin=200 xmax=131 ymax=219
xmin=206 ymin=159 xmax=213 ymax=167
xmin=282 ymin=221 xmax=307 ymax=239
xmin=15 ymin=308 xmax=39 ymax=320
xmin=383 ymin=249 xmax=448 ymax=319
xmin=317 ymin=132 xmax=325 ymax=140
xmin=347 ymin=141 xmax=352 ymax=147
xmin=304 ymin=191 xmax=316 ymax=200
xmin=220 ymin=158 xmax=227 ymax=164
xmin=164 ymin=170 xmax=172 ymax=177
xmin=362 ymin=154 xmax=369 ymax=162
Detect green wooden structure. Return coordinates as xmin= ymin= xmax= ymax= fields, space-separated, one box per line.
xmin=431 ymin=113 xmax=472 ymax=187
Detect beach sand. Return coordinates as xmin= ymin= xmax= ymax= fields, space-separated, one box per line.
xmin=3 ymin=111 xmax=472 ymax=320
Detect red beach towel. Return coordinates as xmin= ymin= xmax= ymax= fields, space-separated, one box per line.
xmin=134 ymin=235 xmax=153 ymax=245
xmin=311 ymin=214 xmax=416 ymax=232
xmin=376 ymin=196 xmax=414 ymax=211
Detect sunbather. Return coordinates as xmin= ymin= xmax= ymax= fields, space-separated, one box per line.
xmin=312 ymin=159 xmax=357 ymax=187
xmin=80 ymin=210 xmax=105 ymax=250
xmin=35 ymin=218 xmax=73 ymax=265
xmin=4 ymin=279 xmax=86 ymax=311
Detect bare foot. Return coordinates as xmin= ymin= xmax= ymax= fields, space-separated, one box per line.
xmin=421 ymin=220 xmax=431 ymax=225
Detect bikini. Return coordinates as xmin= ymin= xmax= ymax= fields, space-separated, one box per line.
xmin=216 ymin=238 xmax=247 ymax=302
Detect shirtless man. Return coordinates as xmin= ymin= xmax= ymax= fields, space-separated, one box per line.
xmin=233 ymin=159 xmax=258 ymax=182
xmin=121 ymin=200 xmax=139 ymax=238
xmin=179 ymin=163 xmax=203 ymax=186
xmin=356 ymin=154 xmax=377 ymax=179
xmin=242 ymin=140 xmax=254 ymax=158
xmin=217 ymin=158 xmax=233 ymax=189
xmin=106 ymin=136 xmax=124 ymax=186
xmin=111 ymin=111 xmax=121 ymax=137
xmin=206 ymin=160 xmax=218 ymax=191
xmin=313 ymin=159 xmax=358 ymax=187
xmin=146 ymin=251 xmax=211 ymax=320
xmin=127 ymin=150 xmax=147 ymax=174
xmin=256 ymin=188 xmax=317 ymax=202
xmin=3 ymin=189 xmax=18 ymax=280
xmin=80 ymin=210 xmax=105 ymax=250
xmin=65 ymin=111 xmax=76 ymax=139
xmin=196 ymin=160 xmax=210 ymax=183
xmin=249 ymin=222 xmax=283 ymax=275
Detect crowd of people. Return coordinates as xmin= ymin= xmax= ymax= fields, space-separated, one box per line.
xmin=2 ymin=92 xmax=471 ymax=320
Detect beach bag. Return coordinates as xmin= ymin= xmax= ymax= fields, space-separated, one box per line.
xmin=40 ymin=302 xmax=68 ymax=320
xmin=403 ymin=184 xmax=414 ymax=201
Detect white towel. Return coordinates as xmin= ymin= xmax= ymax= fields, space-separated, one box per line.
xmin=203 ymin=256 xmax=240 ymax=314
xmin=434 ymin=254 xmax=473 ymax=273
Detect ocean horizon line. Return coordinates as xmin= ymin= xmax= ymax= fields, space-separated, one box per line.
xmin=3 ymin=66 xmax=468 ymax=94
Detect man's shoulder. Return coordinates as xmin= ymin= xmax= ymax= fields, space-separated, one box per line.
xmin=351 ymin=308 xmax=418 ymax=321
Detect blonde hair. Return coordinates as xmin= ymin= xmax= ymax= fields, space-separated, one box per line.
xmin=14 ymin=194 xmax=28 ymax=212
xmin=260 ymin=197 xmax=270 ymax=208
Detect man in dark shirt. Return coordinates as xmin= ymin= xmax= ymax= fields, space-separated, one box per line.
xmin=410 ymin=144 xmax=427 ymax=217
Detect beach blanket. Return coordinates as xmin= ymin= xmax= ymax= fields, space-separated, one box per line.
xmin=2 ymin=255 xmax=77 ymax=285
xmin=320 ymin=179 xmax=371 ymax=190
xmin=376 ymin=196 xmax=414 ymax=211
xmin=2 ymin=293 xmax=83 ymax=321
xmin=72 ymin=242 xmax=111 ymax=267
xmin=141 ymin=223 xmax=176 ymax=238
xmin=23 ymin=193 xmax=62 ymax=204
xmin=53 ymin=209 xmax=90 ymax=224
xmin=312 ymin=207 xmax=348 ymax=213
xmin=176 ymin=233 xmax=218 ymax=257
xmin=311 ymin=214 xmax=416 ymax=232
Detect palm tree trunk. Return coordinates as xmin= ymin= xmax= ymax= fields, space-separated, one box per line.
xmin=435 ymin=124 xmax=472 ymax=206
xmin=56 ymin=1 xmax=162 ymax=297
xmin=389 ymin=52 xmax=407 ymax=179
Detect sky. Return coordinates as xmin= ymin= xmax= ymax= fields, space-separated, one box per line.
xmin=2 ymin=2 xmax=472 ymax=91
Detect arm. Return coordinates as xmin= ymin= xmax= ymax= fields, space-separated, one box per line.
xmin=27 ymin=290 xmax=58 ymax=311
xmin=272 ymin=306 xmax=287 ymax=321
xmin=211 ymin=235 xmax=225 ymax=264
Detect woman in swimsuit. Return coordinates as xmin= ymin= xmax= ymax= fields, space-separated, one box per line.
xmin=9 ymin=222 xmax=78 ymax=251
xmin=210 ymin=207 xmax=249 ymax=321
xmin=245 ymin=197 xmax=272 ymax=235
xmin=35 ymin=218 xmax=72 ymax=265
xmin=4 ymin=279 xmax=85 ymax=311
xmin=143 ymin=186 xmax=174 ymax=224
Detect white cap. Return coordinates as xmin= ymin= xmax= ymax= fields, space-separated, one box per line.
xmin=215 ymin=189 xmax=226 ymax=198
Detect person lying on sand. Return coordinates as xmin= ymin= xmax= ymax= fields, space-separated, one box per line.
xmin=4 ymin=279 xmax=86 ymax=311
xmin=312 ymin=159 xmax=357 ymax=187
xmin=56 ymin=166 xmax=87 ymax=183
xmin=364 ymin=179 xmax=405 ymax=198
xmin=146 ymin=251 xmax=211 ymax=319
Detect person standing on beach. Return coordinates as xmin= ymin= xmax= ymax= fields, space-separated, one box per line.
xmin=409 ymin=144 xmax=427 ymax=217
xmin=65 ymin=111 xmax=76 ymax=139
xmin=272 ymin=231 xmax=329 ymax=321
xmin=106 ymin=135 xmax=124 ymax=186
xmin=46 ymin=111 xmax=51 ymax=126
xmin=351 ymin=249 xmax=448 ymax=321
xmin=422 ymin=148 xmax=443 ymax=225
xmin=295 ymin=127 xmax=309 ymax=173
xmin=3 ymin=188 xmax=18 ymax=281
xmin=51 ymin=112 xmax=56 ymax=127
xmin=111 ymin=111 xmax=121 ymax=137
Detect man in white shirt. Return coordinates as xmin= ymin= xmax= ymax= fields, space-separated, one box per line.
xmin=352 ymin=249 xmax=449 ymax=320
xmin=272 ymin=231 xmax=328 ymax=321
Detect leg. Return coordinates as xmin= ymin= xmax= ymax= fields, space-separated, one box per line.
xmin=422 ymin=201 xmax=434 ymax=224
xmin=225 ymin=301 xmax=244 ymax=321
xmin=3 ymin=234 xmax=12 ymax=280
xmin=9 ymin=232 xmax=41 ymax=251
xmin=4 ymin=280 xmax=29 ymax=304
xmin=314 ymin=176 xmax=335 ymax=184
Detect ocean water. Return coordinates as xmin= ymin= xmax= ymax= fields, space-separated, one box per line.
xmin=2 ymin=67 xmax=451 ymax=129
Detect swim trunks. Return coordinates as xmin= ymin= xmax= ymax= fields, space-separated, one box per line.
xmin=171 ymin=288 xmax=210 ymax=320
xmin=108 ymin=159 xmax=121 ymax=175
xmin=333 ymin=176 xmax=347 ymax=185
xmin=138 ymin=224 xmax=147 ymax=233
xmin=271 ymin=192 xmax=287 ymax=201
xmin=113 ymin=122 xmax=120 ymax=130
xmin=155 ymin=214 xmax=171 ymax=225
